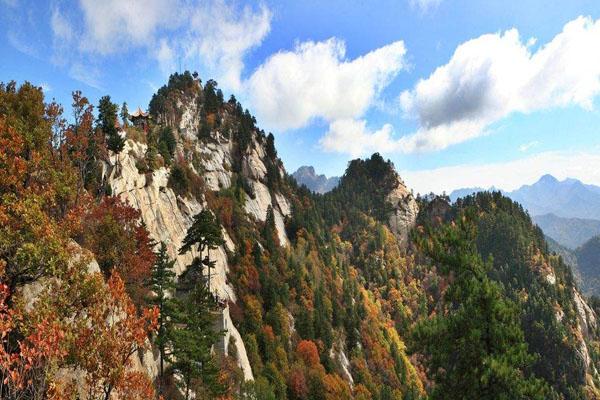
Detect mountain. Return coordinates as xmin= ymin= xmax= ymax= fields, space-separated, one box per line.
xmin=508 ymin=174 xmax=600 ymax=220
xmin=449 ymin=186 xmax=486 ymax=202
xmin=533 ymin=213 xmax=600 ymax=249
xmin=292 ymin=165 xmax=339 ymax=193
xmin=451 ymin=175 xmax=600 ymax=249
xmin=4 ymin=74 xmax=600 ymax=399
xmin=451 ymin=175 xmax=600 ymax=220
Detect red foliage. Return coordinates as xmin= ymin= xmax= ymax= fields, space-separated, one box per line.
xmin=296 ymin=340 xmax=320 ymax=367
xmin=81 ymin=196 xmax=156 ymax=304
xmin=287 ymin=367 xmax=308 ymax=399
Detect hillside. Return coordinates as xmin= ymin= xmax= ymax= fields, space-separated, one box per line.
xmin=534 ymin=213 xmax=600 ymax=250
xmin=2 ymin=75 xmax=600 ymax=399
xmin=575 ymin=236 xmax=600 ymax=297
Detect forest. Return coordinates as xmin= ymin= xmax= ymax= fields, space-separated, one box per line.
xmin=1 ymin=73 xmax=600 ymax=399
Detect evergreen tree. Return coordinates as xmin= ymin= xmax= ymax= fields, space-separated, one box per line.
xmin=147 ymin=242 xmax=176 ymax=394
xmin=411 ymin=216 xmax=555 ymax=400
xmin=179 ymin=209 xmax=225 ymax=294
xmin=97 ymin=95 xmax=124 ymax=153
xmin=120 ymin=101 xmax=129 ymax=127
xmin=168 ymin=283 xmax=224 ymax=400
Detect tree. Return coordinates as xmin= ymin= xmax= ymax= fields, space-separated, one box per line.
xmin=81 ymin=197 xmax=156 ymax=306
xmin=97 ymin=95 xmax=124 ymax=154
xmin=147 ymin=242 xmax=176 ymax=394
xmin=120 ymin=101 xmax=129 ymax=128
xmin=179 ymin=209 xmax=225 ymax=293
xmin=411 ymin=217 xmax=554 ymax=400
xmin=169 ymin=273 xmax=224 ymax=399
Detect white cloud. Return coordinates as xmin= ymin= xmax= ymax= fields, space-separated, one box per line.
xmin=518 ymin=141 xmax=539 ymax=152
xmin=320 ymin=119 xmax=397 ymax=157
xmin=51 ymin=6 xmax=72 ymax=41
xmin=183 ymin=1 xmax=271 ymax=91
xmin=399 ymin=16 xmax=600 ymax=153
xmin=50 ymin=0 xmax=271 ymax=91
xmin=76 ymin=0 xmax=178 ymax=55
xmin=246 ymin=38 xmax=407 ymax=130
xmin=401 ymin=149 xmax=600 ymax=195
xmin=410 ymin=0 xmax=442 ymax=12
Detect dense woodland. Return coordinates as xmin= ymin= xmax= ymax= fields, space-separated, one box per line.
xmin=1 ymin=73 xmax=600 ymax=399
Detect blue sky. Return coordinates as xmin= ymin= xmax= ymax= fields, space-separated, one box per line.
xmin=2 ymin=0 xmax=600 ymax=194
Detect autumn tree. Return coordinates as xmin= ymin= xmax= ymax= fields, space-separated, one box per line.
xmin=80 ymin=197 xmax=155 ymax=305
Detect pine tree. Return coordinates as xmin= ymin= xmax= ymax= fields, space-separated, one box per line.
xmin=411 ymin=217 xmax=555 ymax=400
xmin=179 ymin=209 xmax=225 ymax=293
xmin=97 ymin=95 xmax=124 ymax=153
xmin=168 ymin=283 xmax=224 ymax=400
xmin=120 ymin=101 xmax=129 ymax=128
xmin=147 ymin=242 xmax=176 ymax=394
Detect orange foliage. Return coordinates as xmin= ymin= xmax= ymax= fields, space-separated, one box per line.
xmin=81 ymin=196 xmax=156 ymax=304
xmin=74 ymin=271 xmax=158 ymax=399
xmin=296 ymin=340 xmax=320 ymax=367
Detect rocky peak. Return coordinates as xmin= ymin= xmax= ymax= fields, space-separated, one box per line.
xmin=292 ymin=165 xmax=340 ymax=194
xmin=386 ymin=176 xmax=419 ymax=249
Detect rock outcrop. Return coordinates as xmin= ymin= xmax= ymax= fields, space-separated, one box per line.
xmin=108 ymin=140 xmax=256 ymax=380
xmin=387 ymin=177 xmax=419 ymax=249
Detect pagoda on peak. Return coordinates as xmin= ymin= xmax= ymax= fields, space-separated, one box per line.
xmin=130 ymin=107 xmax=150 ymax=130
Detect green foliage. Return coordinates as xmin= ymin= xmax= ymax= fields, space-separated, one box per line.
xmin=168 ymin=283 xmax=225 ymax=399
xmin=147 ymin=242 xmax=176 ymax=393
xmin=411 ymin=216 xmax=554 ymax=399
xmin=157 ymin=126 xmax=176 ymax=164
xmin=179 ymin=209 xmax=225 ymax=293
xmin=97 ymin=95 xmax=124 ymax=153
xmin=149 ymin=71 xmax=198 ymax=123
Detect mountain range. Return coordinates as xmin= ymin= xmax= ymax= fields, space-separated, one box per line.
xmin=5 ymin=73 xmax=600 ymax=399
xmin=451 ymin=174 xmax=600 ymax=249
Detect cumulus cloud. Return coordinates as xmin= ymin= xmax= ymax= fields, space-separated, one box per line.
xmin=246 ymin=38 xmax=407 ymax=130
xmin=75 ymin=0 xmax=178 ymax=55
xmin=399 ymin=16 xmax=600 ymax=153
xmin=401 ymin=149 xmax=600 ymax=195
xmin=183 ymin=1 xmax=271 ymax=90
xmin=50 ymin=0 xmax=271 ymax=90
xmin=320 ymin=119 xmax=397 ymax=157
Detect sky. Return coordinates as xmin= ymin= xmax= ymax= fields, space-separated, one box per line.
xmin=2 ymin=0 xmax=600 ymax=195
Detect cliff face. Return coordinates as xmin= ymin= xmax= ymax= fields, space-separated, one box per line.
xmin=106 ymin=139 xmax=254 ymax=381
xmin=386 ymin=177 xmax=419 ymax=249
xmin=104 ymin=90 xmax=296 ymax=381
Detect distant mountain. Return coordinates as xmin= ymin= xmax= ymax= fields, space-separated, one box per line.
xmin=533 ymin=213 xmax=600 ymax=250
xmin=451 ymin=175 xmax=600 ymax=220
xmin=450 ymin=175 xmax=600 ymax=249
xmin=292 ymin=165 xmax=340 ymax=194
xmin=508 ymin=174 xmax=600 ymax=220
xmin=449 ymin=187 xmax=486 ymax=202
